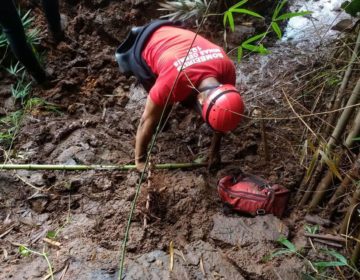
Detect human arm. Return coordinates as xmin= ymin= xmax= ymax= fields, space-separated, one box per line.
xmin=135 ymin=97 xmax=166 ymax=171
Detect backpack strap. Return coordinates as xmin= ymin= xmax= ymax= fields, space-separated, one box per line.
xmin=243 ymin=174 xmax=271 ymax=189
xmin=115 ymin=20 xmax=184 ymax=91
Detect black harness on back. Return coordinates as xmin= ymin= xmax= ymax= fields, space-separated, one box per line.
xmin=115 ymin=20 xmax=183 ymax=92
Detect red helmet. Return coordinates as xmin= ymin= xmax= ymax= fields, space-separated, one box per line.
xmin=201 ymin=84 xmax=244 ymax=132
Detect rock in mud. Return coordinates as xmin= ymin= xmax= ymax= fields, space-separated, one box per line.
xmin=113 ymin=86 xmax=129 ymax=107
xmin=28 ymin=173 xmax=46 ymax=187
xmin=124 ymin=240 xmax=245 ymax=279
xmin=210 ymin=213 xmax=289 ymax=246
xmin=56 ymin=146 xmax=82 ymax=163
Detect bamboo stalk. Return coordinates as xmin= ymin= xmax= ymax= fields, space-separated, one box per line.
xmin=328 ymin=78 xmax=360 ymax=148
xmin=351 ymin=230 xmax=360 ymax=266
xmin=340 ymin=193 xmax=360 ymax=234
xmin=298 ymin=30 xmax=360 ymax=204
xmin=0 ymin=162 xmax=207 ymax=171
xmin=327 ymin=155 xmax=360 ymax=215
xmin=298 ymin=165 xmax=324 ymax=206
xmin=308 ymin=109 xmax=360 ymax=210
xmin=325 ymin=30 xmax=360 ymax=138
xmin=307 ymin=161 xmax=339 ymax=211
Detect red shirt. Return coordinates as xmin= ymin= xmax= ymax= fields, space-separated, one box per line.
xmin=142 ymin=26 xmax=236 ymax=106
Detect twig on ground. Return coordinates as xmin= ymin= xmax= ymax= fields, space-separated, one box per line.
xmin=43 ymin=238 xmax=61 ymax=248
xmin=304 ymin=233 xmax=345 ymax=243
xmin=312 ymin=238 xmax=343 ymax=248
xmin=0 ymin=225 xmax=15 ymax=239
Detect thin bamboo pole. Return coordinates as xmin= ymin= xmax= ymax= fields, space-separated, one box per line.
xmin=351 ymin=230 xmax=360 ymax=266
xmin=299 ymin=79 xmax=360 ymax=207
xmin=325 ymin=30 xmax=360 ymax=137
xmin=297 ymin=32 xmax=360 ymax=203
xmin=340 ymin=191 xmax=360 ymax=235
xmin=328 ymin=78 xmax=360 ymax=148
xmin=308 ymin=109 xmax=360 ymax=210
xmin=327 ymin=155 xmax=360 ymax=215
xmin=0 ymin=162 xmax=207 ymax=171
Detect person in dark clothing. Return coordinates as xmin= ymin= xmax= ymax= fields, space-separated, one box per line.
xmin=0 ymin=0 xmax=64 ymax=84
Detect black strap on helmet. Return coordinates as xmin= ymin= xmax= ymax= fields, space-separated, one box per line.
xmin=198 ymin=85 xmax=220 ymax=92
xmin=205 ymin=89 xmax=239 ymax=130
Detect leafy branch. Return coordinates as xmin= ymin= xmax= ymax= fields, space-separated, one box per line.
xmin=19 ymin=245 xmax=54 ymax=280
xmin=223 ymin=0 xmax=311 ymax=61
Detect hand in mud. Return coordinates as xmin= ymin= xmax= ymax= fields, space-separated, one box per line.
xmin=135 ymin=160 xmax=146 ymax=173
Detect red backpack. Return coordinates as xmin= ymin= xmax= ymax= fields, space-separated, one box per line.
xmin=217 ymin=173 xmax=290 ymax=218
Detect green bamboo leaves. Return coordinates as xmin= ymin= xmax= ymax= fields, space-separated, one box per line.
xmin=271 ymin=0 xmax=312 ymax=39
xmin=223 ymin=0 xmax=263 ymax=32
xmin=223 ymin=0 xmax=311 ymax=62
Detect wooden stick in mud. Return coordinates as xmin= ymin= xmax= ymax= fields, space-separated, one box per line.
xmin=257 ymin=107 xmax=269 ymax=162
xmin=0 ymin=162 xmax=207 ymax=171
xmin=312 ymin=238 xmax=343 ymax=248
xmin=304 ymin=233 xmax=346 ymax=243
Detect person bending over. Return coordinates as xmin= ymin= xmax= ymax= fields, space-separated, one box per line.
xmin=115 ymin=20 xmax=245 ymax=171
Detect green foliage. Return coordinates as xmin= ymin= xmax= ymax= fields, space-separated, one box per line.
xmin=342 ymin=0 xmax=360 ymax=17
xmin=20 ymin=9 xmax=42 ymax=47
xmin=1 ymin=110 xmax=23 ymax=128
xmin=19 ymin=245 xmax=31 ymax=256
xmin=267 ymin=237 xmax=360 ymax=278
xmin=223 ymin=0 xmax=311 ymax=61
xmin=24 ymin=97 xmax=61 ymax=114
xmin=11 ymin=73 xmax=32 ymax=103
xmin=6 ymin=61 xmax=24 ymax=77
xmin=237 ymin=32 xmax=269 ymax=62
xmin=303 ymin=140 xmax=342 ymax=182
xmin=18 ymin=244 xmax=54 ymax=280
xmin=0 ymin=110 xmax=23 ymax=147
xmin=0 ymin=32 xmax=7 ymax=49
xmin=0 ymin=9 xmax=41 ymax=52
xmin=158 ymin=0 xmax=208 ymax=21
xmin=46 ymin=230 xmax=57 ymax=239
xmin=0 ymin=132 xmax=14 ymax=146
xmin=304 ymin=224 xmax=319 ymax=234
xmin=223 ymin=0 xmax=263 ymax=32
xmin=264 ymin=236 xmax=299 ymax=262
xmin=269 ymin=0 xmax=311 ymax=42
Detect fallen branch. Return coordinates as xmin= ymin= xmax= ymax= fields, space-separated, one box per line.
xmin=304 ymin=215 xmax=331 ymax=227
xmin=0 ymin=162 xmax=207 ymax=171
xmin=304 ymin=233 xmax=346 ymax=243
xmin=0 ymin=225 xmax=15 ymax=239
xmin=312 ymin=238 xmax=343 ymax=248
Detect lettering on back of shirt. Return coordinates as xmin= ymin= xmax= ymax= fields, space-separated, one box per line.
xmin=173 ymin=47 xmax=223 ymax=71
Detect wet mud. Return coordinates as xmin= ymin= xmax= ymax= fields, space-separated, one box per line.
xmin=0 ymin=0 xmax=346 ymax=279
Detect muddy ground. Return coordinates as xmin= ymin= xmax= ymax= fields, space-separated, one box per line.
xmin=0 ymin=1 xmax=345 ymax=279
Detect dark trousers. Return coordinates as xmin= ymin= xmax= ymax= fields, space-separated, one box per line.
xmin=41 ymin=0 xmax=62 ymax=39
xmin=0 ymin=0 xmax=62 ymax=83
